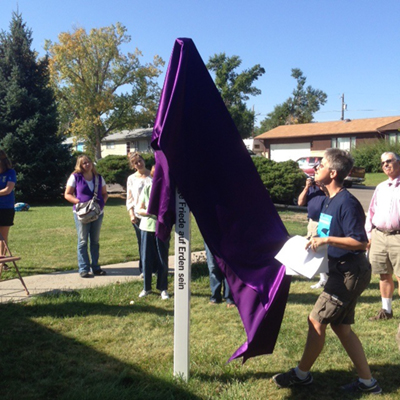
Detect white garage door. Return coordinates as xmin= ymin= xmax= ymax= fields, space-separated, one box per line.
xmin=270 ymin=143 xmax=311 ymax=162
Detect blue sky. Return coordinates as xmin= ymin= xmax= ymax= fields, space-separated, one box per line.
xmin=1 ymin=0 xmax=400 ymax=126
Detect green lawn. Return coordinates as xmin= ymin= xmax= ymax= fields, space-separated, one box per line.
xmin=1 ymin=205 xmax=398 ymax=399
xmin=2 ymin=202 xmax=308 ymax=279
xmin=0 ymin=266 xmax=398 ymax=399
xmin=363 ymin=172 xmax=387 ymax=187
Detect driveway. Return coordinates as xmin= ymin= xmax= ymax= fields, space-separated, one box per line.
xmin=348 ymin=185 xmax=375 ymax=213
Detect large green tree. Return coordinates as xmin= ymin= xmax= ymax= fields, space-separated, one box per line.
xmin=257 ymin=68 xmax=327 ymax=133
xmin=207 ymin=53 xmax=265 ymax=139
xmin=0 ymin=12 xmax=72 ymax=202
xmin=45 ymin=23 xmax=164 ymax=159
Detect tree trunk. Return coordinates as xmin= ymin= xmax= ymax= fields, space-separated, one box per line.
xmin=94 ymin=126 xmax=102 ymax=160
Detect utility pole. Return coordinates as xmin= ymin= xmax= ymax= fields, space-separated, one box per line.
xmin=340 ymin=93 xmax=347 ymax=120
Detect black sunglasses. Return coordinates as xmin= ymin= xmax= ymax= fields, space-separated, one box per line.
xmin=381 ymin=159 xmax=396 ymax=166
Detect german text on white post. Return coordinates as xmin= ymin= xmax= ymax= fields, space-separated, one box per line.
xmin=173 ymin=189 xmax=191 ymax=381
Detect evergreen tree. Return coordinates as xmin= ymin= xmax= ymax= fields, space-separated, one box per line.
xmin=0 ymin=12 xmax=72 ymax=202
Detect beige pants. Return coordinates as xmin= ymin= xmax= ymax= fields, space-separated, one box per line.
xmin=306 ymin=219 xmax=319 ymax=240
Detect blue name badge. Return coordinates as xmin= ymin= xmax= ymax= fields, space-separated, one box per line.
xmin=317 ymin=213 xmax=332 ymax=237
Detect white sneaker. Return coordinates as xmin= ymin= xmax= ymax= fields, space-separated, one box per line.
xmin=310 ymin=281 xmax=327 ymax=289
xmin=161 ymin=290 xmax=170 ymax=300
xmin=139 ymin=290 xmax=151 ymax=298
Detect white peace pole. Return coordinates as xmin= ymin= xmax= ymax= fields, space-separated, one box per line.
xmin=173 ymin=188 xmax=191 ymax=381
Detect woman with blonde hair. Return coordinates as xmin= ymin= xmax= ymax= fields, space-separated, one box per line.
xmin=126 ymin=152 xmax=151 ymax=276
xmin=0 ymin=150 xmax=17 ymax=271
xmin=65 ymin=155 xmax=108 ymax=278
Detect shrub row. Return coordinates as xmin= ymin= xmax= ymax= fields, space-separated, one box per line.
xmin=96 ymin=154 xmax=155 ymax=187
xmin=96 ymin=154 xmax=305 ymax=205
xmin=352 ymin=139 xmax=400 ymax=173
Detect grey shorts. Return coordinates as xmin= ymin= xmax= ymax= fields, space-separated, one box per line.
xmin=310 ymin=254 xmax=371 ymax=325
xmin=369 ymin=228 xmax=400 ymax=276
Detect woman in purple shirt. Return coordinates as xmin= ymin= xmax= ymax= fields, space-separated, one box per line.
xmin=65 ymin=155 xmax=108 ymax=278
xmin=0 ymin=150 xmax=17 ymax=271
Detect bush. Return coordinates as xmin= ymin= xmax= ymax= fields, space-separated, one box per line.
xmin=96 ymin=153 xmax=304 ymax=204
xmin=352 ymin=139 xmax=400 ymax=173
xmin=252 ymin=157 xmax=305 ymax=204
xmin=96 ymin=153 xmax=155 ymax=188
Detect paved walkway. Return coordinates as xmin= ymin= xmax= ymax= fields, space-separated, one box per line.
xmin=0 ymin=251 xmax=206 ymax=304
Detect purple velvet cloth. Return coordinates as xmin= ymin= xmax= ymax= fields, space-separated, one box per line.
xmin=148 ymin=38 xmax=291 ymax=363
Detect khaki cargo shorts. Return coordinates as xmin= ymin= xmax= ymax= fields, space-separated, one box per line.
xmin=310 ymin=254 xmax=371 ymax=325
xmin=369 ymin=229 xmax=400 ymax=276
xmin=306 ymin=219 xmax=319 ymax=240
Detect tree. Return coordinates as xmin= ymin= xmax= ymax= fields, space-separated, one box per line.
xmin=207 ymin=53 xmax=265 ymax=139
xmin=0 ymin=12 xmax=72 ymax=202
xmin=45 ymin=23 xmax=164 ymax=159
xmin=257 ymin=68 xmax=327 ymax=133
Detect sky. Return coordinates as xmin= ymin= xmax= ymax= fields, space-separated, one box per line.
xmin=1 ymin=0 xmax=400 ymax=126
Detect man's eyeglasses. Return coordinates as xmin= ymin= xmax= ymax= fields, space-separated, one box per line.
xmin=381 ymin=159 xmax=396 ymax=166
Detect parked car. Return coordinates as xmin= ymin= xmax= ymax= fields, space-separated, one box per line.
xmin=296 ymin=156 xmax=365 ymax=188
xmin=247 ymin=148 xmax=262 ymax=157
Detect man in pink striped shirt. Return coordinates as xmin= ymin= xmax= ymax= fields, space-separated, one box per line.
xmin=366 ymin=152 xmax=400 ymax=320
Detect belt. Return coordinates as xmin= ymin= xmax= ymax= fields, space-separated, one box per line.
xmin=330 ymin=252 xmax=366 ymax=263
xmin=375 ymin=227 xmax=400 ymax=235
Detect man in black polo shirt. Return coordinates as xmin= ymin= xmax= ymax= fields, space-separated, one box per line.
xmin=273 ymin=148 xmax=381 ymax=395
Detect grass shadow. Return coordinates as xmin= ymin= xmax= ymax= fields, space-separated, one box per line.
xmin=194 ymin=364 xmax=398 ymax=400
xmin=0 ymin=300 xmax=199 ymax=400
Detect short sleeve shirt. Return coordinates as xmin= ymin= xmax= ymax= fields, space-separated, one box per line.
xmin=317 ymin=189 xmax=367 ymax=259
xmin=306 ymin=185 xmax=326 ymax=221
xmin=0 ymin=169 xmax=16 ymax=209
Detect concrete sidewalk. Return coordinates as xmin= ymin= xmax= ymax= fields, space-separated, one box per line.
xmin=0 ymin=251 xmax=206 ymax=303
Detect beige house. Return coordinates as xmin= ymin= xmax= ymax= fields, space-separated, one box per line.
xmin=254 ymin=116 xmax=400 ymax=161
xmin=64 ymin=128 xmax=154 ymax=157
xmin=101 ymin=128 xmax=153 ymax=157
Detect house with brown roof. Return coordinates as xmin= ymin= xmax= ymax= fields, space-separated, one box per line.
xmin=254 ymin=116 xmax=400 ymax=161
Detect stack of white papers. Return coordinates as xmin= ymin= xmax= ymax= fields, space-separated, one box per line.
xmin=275 ymin=235 xmax=328 ymax=279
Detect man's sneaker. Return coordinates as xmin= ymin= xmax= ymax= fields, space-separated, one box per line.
xmin=138 ymin=290 xmax=151 ymax=298
xmin=310 ymin=280 xmax=327 ymax=289
xmin=272 ymin=368 xmax=313 ymax=388
xmin=161 ymin=290 xmax=170 ymax=300
xmin=341 ymin=379 xmax=382 ymax=394
xmin=369 ymin=308 xmax=393 ymax=321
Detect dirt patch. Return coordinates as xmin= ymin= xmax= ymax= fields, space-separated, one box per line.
xmin=279 ymin=212 xmax=308 ymax=223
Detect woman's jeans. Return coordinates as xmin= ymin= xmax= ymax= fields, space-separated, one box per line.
xmin=141 ymin=230 xmax=170 ymax=292
xmin=132 ymin=221 xmax=143 ymax=273
xmin=204 ymin=242 xmax=234 ymax=304
xmin=74 ymin=213 xmax=104 ymax=273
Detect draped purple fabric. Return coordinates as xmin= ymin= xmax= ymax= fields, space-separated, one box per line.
xmin=148 ymin=38 xmax=291 ymax=363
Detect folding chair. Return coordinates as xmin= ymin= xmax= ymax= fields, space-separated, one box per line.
xmin=0 ymin=233 xmax=29 ymax=295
